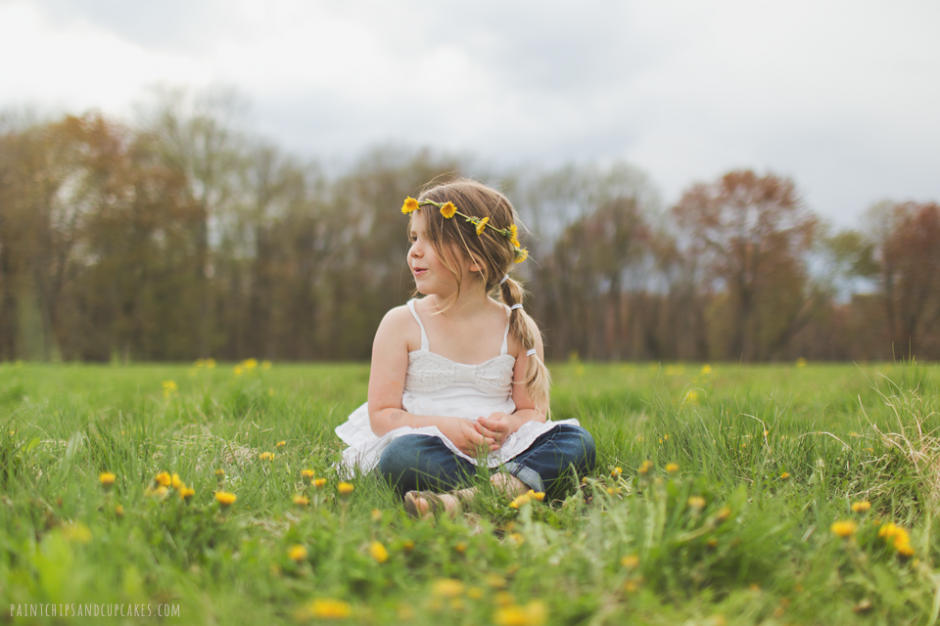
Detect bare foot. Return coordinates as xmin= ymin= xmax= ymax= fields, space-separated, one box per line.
xmin=490 ymin=472 xmax=528 ymax=498
xmin=405 ymin=487 xmax=476 ymax=519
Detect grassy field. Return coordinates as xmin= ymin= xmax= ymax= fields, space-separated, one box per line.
xmin=1 ymin=360 xmax=939 ymax=625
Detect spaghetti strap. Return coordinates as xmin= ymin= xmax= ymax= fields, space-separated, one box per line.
xmin=407 ymin=299 xmax=430 ymax=352
xmin=500 ymin=306 xmax=511 ymax=356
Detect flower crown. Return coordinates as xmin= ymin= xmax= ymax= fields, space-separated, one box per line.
xmin=401 ymin=197 xmax=529 ymax=263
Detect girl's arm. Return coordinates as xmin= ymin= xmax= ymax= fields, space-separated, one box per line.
xmin=476 ymin=333 xmax=547 ymax=445
xmin=367 ymin=307 xmax=496 ymax=452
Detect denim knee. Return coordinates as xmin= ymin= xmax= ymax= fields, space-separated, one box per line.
xmin=557 ymin=424 xmax=597 ymax=473
xmin=377 ymin=435 xmax=425 ymax=482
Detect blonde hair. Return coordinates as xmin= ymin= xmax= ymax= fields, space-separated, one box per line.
xmin=412 ymin=178 xmax=551 ymax=414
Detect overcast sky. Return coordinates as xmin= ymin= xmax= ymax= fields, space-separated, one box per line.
xmin=2 ymin=0 xmax=938 ymax=227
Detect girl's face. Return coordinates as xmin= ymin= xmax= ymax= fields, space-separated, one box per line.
xmin=408 ymin=210 xmax=476 ymax=296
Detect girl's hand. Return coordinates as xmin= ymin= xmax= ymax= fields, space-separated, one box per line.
xmin=476 ymin=413 xmax=513 ymax=448
xmin=439 ymin=417 xmax=497 ymax=456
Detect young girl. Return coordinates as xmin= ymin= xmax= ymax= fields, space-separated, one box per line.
xmin=335 ymin=179 xmax=595 ymax=517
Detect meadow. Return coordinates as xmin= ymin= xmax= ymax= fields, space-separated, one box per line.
xmin=1 ymin=359 xmax=938 ymax=625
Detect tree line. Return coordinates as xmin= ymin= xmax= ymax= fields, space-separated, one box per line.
xmin=1 ymin=88 xmax=938 ymax=363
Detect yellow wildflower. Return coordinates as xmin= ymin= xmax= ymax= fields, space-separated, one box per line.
xmin=509 ymin=224 xmax=520 ymax=247
xmin=493 ymin=600 xmax=547 ymax=626
xmin=611 ymin=467 xmax=623 ymax=478
xmin=259 ymin=452 xmax=275 ymax=461
xmin=403 ymin=540 xmax=415 ymax=552
xmin=301 ymin=469 xmax=315 ymax=480
xmin=402 ymin=197 xmax=420 ymax=214
xmin=243 ymin=358 xmax=258 ymax=370
xmin=161 ymin=380 xmax=178 ymax=399
xmin=638 ymin=460 xmax=652 ymax=474
xmin=621 ymin=555 xmax=639 ymax=569
xmin=293 ymin=495 xmax=310 ymax=507
xmin=440 ymin=202 xmax=457 ymax=219
xmin=796 ymin=357 xmax=807 ymax=367
xmin=432 ymin=579 xmax=465 ymax=598
xmin=879 ymin=523 xmax=913 ymax=555
xmin=215 ymin=491 xmax=237 ymax=509
xmin=369 ymin=541 xmax=389 ymax=563
xmin=233 ymin=366 xmax=244 ymax=376
xmin=527 ymin=490 xmax=545 ymax=501
xmin=454 ymin=542 xmax=467 ymax=553
xmin=99 ymin=472 xmax=116 ymax=491
xmin=514 ymin=247 xmax=529 ymax=264
xmin=701 ymin=364 xmax=712 ymax=375
xmin=780 ymin=472 xmax=790 ymax=480
xmin=114 ymin=504 xmax=124 ymax=518
xmin=171 ymin=473 xmax=183 ymax=490
xmin=831 ymin=520 xmax=857 ymax=538
xmin=154 ymin=471 xmax=172 ymax=488
xmin=468 ymin=587 xmax=484 ymax=600
xmin=276 ymin=441 xmax=286 ymax=448
xmin=180 ymin=487 xmax=195 ymax=503
xmin=715 ymin=506 xmax=732 ymax=522
xmin=215 ymin=468 xmax=225 ymax=478
xmin=61 ymin=521 xmax=92 ymax=544
xmin=852 ymin=501 xmax=871 ymax=513
xmin=687 ymin=496 xmax=706 ymax=510
xmin=288 ymin=544 xmax=308 ymax=562
xmin=665 ymin=463 xmax=679 ymax=474
xmin=684 ymin=390 xmax=699 ymax=405
xmin=486 ymin=574 xmax=507 ymax=588
xmin=509 ymin=493 xmax=532 ymax=508
xmin=313 ymin=478 xmax=327 ymax=489
xmin=475 ymin=217 xmax=489 ymax=235
xmin=307 ymin=599 xmax=351 ymax=619
xmin=371 ymin=509 xmax=383 ymax=522
xmin=495 ymin=591 xmax=515 ymax=606
xmin=147 ymin=485 xmax=169 ymax=499
xmin=337 ymin=482 xmax=354 ymax=496
xmin=896 ymin=541 xmax=915 ymax=557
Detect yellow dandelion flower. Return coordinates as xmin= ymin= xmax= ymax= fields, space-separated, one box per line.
xmin=215 ymin=491 xmax=237 ymax=508
xmin=715 ymin=506 xmax=732 ymax=522
xmin=313 ymin=478 xmax=327 ymax=489
xmin=879 ymin=523 xmax=911 ymax=553
xmin=99 ymin=472 xmax=116 ymax=491
xmin=684 ymin=390 xmax=699 ymax=405
xmin=233 ymin=366 xmax=244 ymax=376
xmin=369 ymin=541 xmax=389 ymax=563
xmin=301 ymin=469 xmax=315 ymax=480
xmin=161 ymin=380 xmax=178 ymax=399
xmin=243 ymin=358 xmax=258 ymax=370
xmin=514 ymin=247 xmax=529 ymax=263
xmin=528 ymin=490 xmax=545 ymax=501
xmin=638 ymin=460 xmax=652 ymax=474
xmin=688 ymin=496 xmax=706 ymax=510
xmin=432 ymin=579 xmax=465 ymax=598
xmin=468 ymin=587 xmax=484 ymax=600
xmin=61 ymin=521 xmax=92 ymax=544
xmin=795 ymin=357 xmax=807 ymax=367
xmin=896 ymin=541 xmax=915 ymax=557
xmin=293 ymin=495 xmax=310 ymax=507
xmin=831 ymin=520 xmax=857 ymax=538
xmin=493 ymin=600 xmax=547 ymax=626
xmin=402 ymin=197 xmax=420 ymax=214
xmin=114 ymin=504 xmax=124 ymax=518
xmin=495 ymin=591 xmax=515 ymax=606
xmin=486 ymin=574 xmax=507 ymax=589
xmin=259 ymin=452 xmax=275 ymax=461
xmin=180 ymin=487 xmax=196 ymax=503
xmin=171 ymin=473 xmax=183 ymax=490
xmin=454 ymin=542 xmax=467 ymax=553
xmin=215 ymin=468 xmax=225 ymax=478
xmin=701 ymin=364 xmax=712 ymax=375
xmin=621 ymin=555 xmax=639 ymax=569
xmin=440 ymin=202 xmax=457 ymax=219
xmin=403 ymin=539 xmax=415 ymax=552
xmin=147 ymin=485 xmax=169 ymax=499
xmin=508 ymin=224 xmax=520 ymax=247
xmin=665 ymin=463 xmax=679 ymax=474
xmin=474 ymin=216 xmax=489 ymax=235
xmin=307 ymin=599 xmax=351 ymax=619
xmin=371 ymin=508 xmax=383 ymax=522
xmin=611 ymin=467 xmax=623 ymax=478
xmin=337 ymin=482 xmax=354 ymax=496
xmin=154 ymin=471 xmax=172 ymax=488
xmin=780 ymin=472 xmax=790 ymax=480
xmin=852 ymin=501 xmax=871 ymax=513
xmin=275 ymin=441 xmax=286 ymax=449
xmin=509 ymin=493 xmax=532 ymax=509
xmin=288 ymin=544 xmax=308 ymax=562
xmin=205 ymin=358 xmax=216 ymax=368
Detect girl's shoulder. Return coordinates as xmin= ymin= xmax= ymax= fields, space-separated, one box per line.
xmin=375 ymin=303 xmax=423 ymax=353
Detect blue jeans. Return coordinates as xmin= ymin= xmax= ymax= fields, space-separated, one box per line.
xmin=377 ymin=424 xmax=596 ymax=499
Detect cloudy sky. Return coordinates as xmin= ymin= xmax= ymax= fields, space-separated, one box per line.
xmin=2 ymin=0 xmax=938 ymax=227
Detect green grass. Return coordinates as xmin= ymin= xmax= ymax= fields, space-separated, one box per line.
xmin=1 ymin=360 xmax=939 ymax=625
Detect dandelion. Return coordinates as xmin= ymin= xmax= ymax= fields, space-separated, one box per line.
xmin=403 ymin=540 xmax=415 ymax=552
xmin=261 ymin=360 xmax=272 ymax=369
xmin=665 ymin=463 xmax=679 ymax=474
xmin=688 ymin=496 xmax=706 ymax=510
xmin=509 ymin=493 xmax=532 ymax=508
xmin=701 ymin=364 xmax=712 ymax=375
xmin=371 ymin=509 xmax=383 ymax=522
xmin=180 ymin=487 xmax=195 ymax=503
xmin=475 ymin=217 xmax=489 ymax=235
xmin=514 ymin=247 xmax=529 ymax=264
xmin=154 ymin=471 xmax=172 ymax=488
xmin=468 ymin=587 xmax=484 ymax=600
xmin=638 ymin=460 xmax=653 ymax=475
xmin=243 ymin=358 xmax=258 ymax=370
xmin=293 ymin=495 xmax=310 ymax=507
xmin=402 ymin=197 xmax=420 ymax=214
xmin=527 ymin=490 xmax=545 ymax=501
xmin=288 ymin=544 xmax=308 ymax=562
xmin=779 ymin=472 xmax=790 ymax=480
xmin=276 ymin=440 xmax=286 ymax=448
xmin=259 ymin=452 xmax=275 ymax=461
xmin=215 ymin=468 xmax=225 ymax=478
xmin=233 ymin=366 xmax=244 ymax=376
xmin=508 ymin=224 xmax=520 ymax=247
xmin=61 ymin=521 xmax=92 ymax=544
xmin=611 ymin=467 xmax=623 ymax=478
xmin=147 ymin=486 xmax=169 ymax=499
xmin=337 ymin=482 xmax=354 ymax=496
xmin=493 ymin=600 xmax=547 ymax=626
xmin=831 ymin=521 xmax=857 ymax=538
xmin=795 ymin=357 xmax=807 ymax=367
xmin=621 ymin=555 xmax=639 ymax=569
xmin=440 ymin=202 xmax=457 ymax=219
xmin=485 ymin=574 xmax=507 ymax=589
xmin=851 ymin=501 xmax=871 ymax=513
xmin=454 ymin=542 xmax=467 ymax=554
xmin=215 ymin=491 xmax=237 ymax=509
xmin=684 ymin=390 xmax=699 ymax=405
xmin=307 ymin=599 xmax=351 ymax=619
xmin=879 ymin=523 xmax=913 ymax=555
xmin=715 ymin=506 xmax=732 ymax=522
xmin=99 ymin=472 xmax=116 ymax=491
xmin=171 ymin=473 xmax=183 ymax=490
xmin=301 ymin=469 xmax=315 ymax=480
xmin=369 ymin=541 xmax=389 ymax=563
xmin=432 ymin=579 xmax=465 ymax=598
xmin=161 ymin=380 xmax=178 ymax=399
xmin=313 ymin=478 xmax=327 ymax=489
xmin=114 ymin=504 xmax=124 ymax=518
